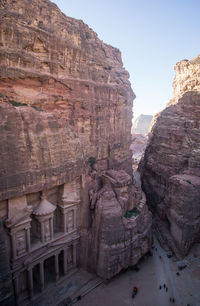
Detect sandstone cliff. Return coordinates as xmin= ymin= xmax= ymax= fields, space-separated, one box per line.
xmin=172 ymin=55 xmax=200 ymax=103
xmin=0 ymin=0 xmax=134 ymax=200
xmin=0 ymin=1 xmax=152 ymax=303
xmin=82 ymin=169 xmax=152 ymax=279
xmin=141 ymin=55 xmax=200 ymax=256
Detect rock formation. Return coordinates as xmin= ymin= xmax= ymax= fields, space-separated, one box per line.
xmin=0 ymin=0 xmax=152 ymax=304
xmin=83 ymin=169 xmax=152 ymax=279
xmin=172 ymin=55 xmax=200 ymax=102
xmin=0 ymin=0 xmax=134 ymax=200
xmin=141 ymin=55 xmax=200 ymax=257
xmin=132 ymin=114 xmax=153 ymax=135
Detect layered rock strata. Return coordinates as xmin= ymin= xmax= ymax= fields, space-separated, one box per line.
xmin=0 ymin=0 xmax=152 ymax=304
xmin=0 ymin=0 xmax=134 ymax=200
xmin=141 ymin=55 xmax=200 ymax=256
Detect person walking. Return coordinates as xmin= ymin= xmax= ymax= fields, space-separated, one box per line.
xmin=132 ymin=287 xmax=138 ymax=298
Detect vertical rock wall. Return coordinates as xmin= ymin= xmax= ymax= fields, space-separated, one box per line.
xmin=0 ymin=0 xmax=134 ymax=200
xmin=141 ymin=55 xmax=200 ymax=256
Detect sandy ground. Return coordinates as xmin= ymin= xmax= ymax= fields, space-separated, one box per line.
xmin=76 ymin=237 xmax=200 ymax=306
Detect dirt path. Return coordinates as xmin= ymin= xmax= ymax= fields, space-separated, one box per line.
xmin=76 ymin=237 xmax=200 ymax=306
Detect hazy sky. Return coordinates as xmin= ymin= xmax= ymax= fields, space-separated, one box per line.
xmin=52 ymin=0 xmax=200 ymax=119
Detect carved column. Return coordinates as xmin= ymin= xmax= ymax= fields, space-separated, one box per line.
xmin=39 ymin=262 xmax=44 ymax=292
xmin=63 ymin=212 xmax=67 ymax=232
xmin=54 ymin=254 xmax=59 ymax=282
xmin=74 ymin=208 xmax=77 ymax=229
xmin=73 ymin=243 xmax=77 ymax=266
xmin=13 ymin=274 xmax=20 ymax=305
xmin=26 ymin=228 xmax=31 ymax=252
xmin=28 ymin=268 xmax=33 ymax=300
xmin=11 ymin=233 xmax=16 ymax=260
xmin=63 ymin=248 xmax=68 ymax=275
xmin=50 ymin=218 xmax=54 ymax=240
xmin=41 ymin=222 xmax=45 ymax=243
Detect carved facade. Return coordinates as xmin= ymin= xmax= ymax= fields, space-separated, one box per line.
xmin=4 ymin=180 xmax=80 ymax=305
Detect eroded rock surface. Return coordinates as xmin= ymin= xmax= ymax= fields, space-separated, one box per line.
xmin=141 ymin=55 xmax=200 ymax=256
xmin=0 ymin=0 xmax=135 ymax=200
xmin=85 ymin=169 xmax=152 ymax=279
xmin=172 ymin=55 xmax=200 ymax=102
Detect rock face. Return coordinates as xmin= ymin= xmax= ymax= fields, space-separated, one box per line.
xmin=0 ymin=0 xmax=134 ymax=200
xmin=141 ymin=55 xmax=200 ymax=257
xmin=172 ymin=55 xmax=200 ymax=102
xmin=132 ymin=114 xmax=153 ymax=135
xmin=84 ymin=169 xmax=152 ymax=279
xmin=0 ymin=0 xmax=152 ymax=304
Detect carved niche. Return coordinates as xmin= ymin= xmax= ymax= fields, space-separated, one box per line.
xmin=58 ymin=179 xmax=80 ymax=233
xmin=5 ymin=195 xmax=32 ymax=259
xmin=16 ymin=230 xmax=26 ymax=256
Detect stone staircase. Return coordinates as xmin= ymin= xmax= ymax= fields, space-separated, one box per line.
xmin=27 ymin=269 xmax=102 ymax=306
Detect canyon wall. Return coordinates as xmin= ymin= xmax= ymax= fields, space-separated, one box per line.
xmin=141 ymin=55 xmax=200 ymax=256
xmin=0 ymin=0 xmax=134 ymax=200
xmin=0 ymin=0 xmax=152 ymax=304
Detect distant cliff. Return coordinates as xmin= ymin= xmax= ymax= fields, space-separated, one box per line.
xmin=132 ymin=114 xmax=153 ymax=135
